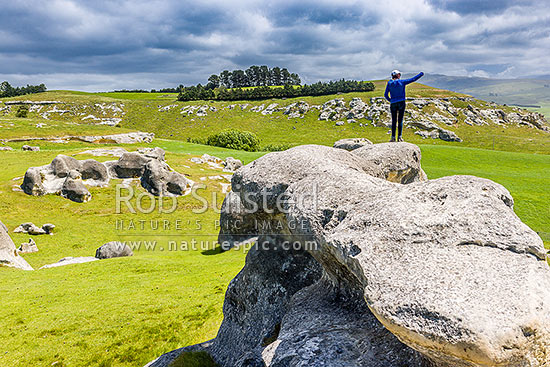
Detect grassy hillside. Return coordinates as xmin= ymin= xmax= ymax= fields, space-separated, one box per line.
xmin=1 ymin=83 xmax=548 ymax=154
xmin=418 ymin=74 xmax=550 ymax=118
xmin=0 ymin=140 xmax=548 ymax=366
xmin=0 ymin=84 xmax=548 ymax=366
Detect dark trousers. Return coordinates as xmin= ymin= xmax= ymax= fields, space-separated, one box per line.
xmin=390 ymin=101 xmax=406 ymax=138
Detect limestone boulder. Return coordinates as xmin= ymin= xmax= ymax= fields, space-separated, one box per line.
xmin=223 ymin=157 xmax=243 ymax=172
xmin=61 ymin=174 xmax=91 ymax=203
xmin=21 ymin=167 xmax=46 ymax=196
xmin=0 ymin=220 xmax=33 ymax=270
xmin=95 ymin=241 xmax=133 ymax=259
xmin=333 ymin=137 xmax=373 ymax=151
xmin=140 ymin=159 xmax=193 ymax=196
xmin=351 ymin=142 xmax=428 ymax=183
xmin=50 ymin=155 xmax=81 ymax=177
xmin=108 ymin=152 xmax=151 ymax=178
xmin=80 ymin=159 xmax=109 ymax=181
xmin=150 ymin=143 xmax=550 ymax=367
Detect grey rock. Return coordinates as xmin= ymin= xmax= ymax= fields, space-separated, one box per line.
xmin=137 ymin=147 xmax=166 ymax=161
xmin=335 ymin=121 xmax=345 ymax=126
xmin=351 ymin=142 xmax=428 ymax=183
xmin=0 ymin=146 xmax=13 ymax=151
xmin=39 ymin=256 xmax=98 ymax=269
xmin=109 ymin=152 xmax=151 ymax=178
xmin=140 ymin=159 xmax=193 ymax=196
xmin=153 ymin=143 xmax=550 ymax=367
xmin=61 ymin=177 xmax=91 ymax=203
xmin=42 ymin=223 xmax=55 ymax=234
xmin=21 ymin=167 xmax=46 ymax=195
xmin=22 ymin=145 xmax=40 ymax=151
xmin=333 ymin=138 xmax=373 ymax=151
xmin=217 ymin=191 xmax=257 ymax=248
xmin=80 ymin=159 xmax=109 ymax=181
xmin=73 ymin=132 xmax=154 ymax=144
xmin=0 ymin=220 xmax=33 ymax=270
xmin=223 ymin=157 xmax=243 ymax=172
xmin=438 ymin=128 xmax=462 ymax=142
xmin=50 ymin=155 xmax=81 ymax=177
xmin=18 ymin=238 xmax=38 ymax=254
xmin=13 ymin=222 xmax=46 ymax=235
xmin=95 ymin=241 xmax=133 ymax=259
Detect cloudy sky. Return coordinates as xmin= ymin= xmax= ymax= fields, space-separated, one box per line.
xmin=0 ymin=0 xmax=548 ymax=91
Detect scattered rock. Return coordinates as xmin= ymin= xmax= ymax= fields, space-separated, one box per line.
xmin=0 ymin=146 xmax=14 ymax=151
xmin=14 ymin=222 xmax=46 ymax=235
xmin=335 ymin=121 xmax=344 ymax=126
xmin=40 ymin=256 xmax=98 ymax=269
xmin=22 ymin=145 xmax=40 ymax=151
xmin=333 ymin=138 xmax=373 ymax=151
xmin=76 ymin=148 xmax=127 ymax=157
xmin=73 ymin=132 xmax=154 ymax=144
xmin=18 ymin=238 xmax=38 ymax=254
xmin=223 ymin=157 xmax=243 ymax=172
xmin=42 ymin=223 xmax=55 ymax=234
xmin=61 ymin=175 xmax=91 ymax=203
xmin=141 ymin=159 xmax=193 ymax=196
xmin=95 ymin=241 xmax=133 ymax=259
xmin=108 ymin=152 xmax=151 ymax=178
xmin=0 ymin=220 xmax=33 ymax=270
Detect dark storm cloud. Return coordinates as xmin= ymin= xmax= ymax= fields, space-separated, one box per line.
xmin=0 ymin=0 xmax=548 ymax=90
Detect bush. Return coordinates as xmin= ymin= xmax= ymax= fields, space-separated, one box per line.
xmin=15 ymin=105 xmax=29 ymax=118
xmin=206 ymin=129 xmax=261 ymax=151
xmin=170 ymin=351 xmax=218 ymax=367
xmin=262 ymin=143 xmax=293 ymax=151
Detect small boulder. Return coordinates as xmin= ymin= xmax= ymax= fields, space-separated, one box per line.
xmin=42 ymin=223 xmax=55 ymax=234
xmin=21 ymin=167 xmax=46 ymax=196
xmin=22 ymin=145 xmax=40 ymax=151
xmin=333 ymin=138 xmax=373 ymax=151
xmin=223 ymin=157 xmax=243 ymax=172
xmin=14 ymin=222 xmax=46 ymax=235
xmin=138 ymin=147 xmax=165 ymax=161
xmin=61 ymin=176 xmax=91 ymax=203
xmin=50 ymin=155 xmax=81 ymax=177
xmin=438 ymin=128 xmax=462 ymax=142
xmin=80 ymin=159 xmax=109 ymax=181
xmin=95 ymin=241 xmax=133 ymax=259
xmin=18 ymin=238 xmax=38 ymax=254
xmin=0 ymin=220 xmax=33 ymax=270
xmin=0 ymin=146 xmax=13 ymax=151
xmin=141 ymin=159 xmax=193 ymax=196
xmin=109 ymin=152 xmax=151 ymax=178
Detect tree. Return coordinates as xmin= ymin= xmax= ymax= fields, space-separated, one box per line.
xmin=230 ymin=70 xmax=247 ymax=88
xmin=271 ymin=66 xmax=282 ymax=86
xmin=259 ymin=65 xmax=270 ymax=86
xmin=220 ymin=70 xmax=232 ymax=88
xmin=207 ymin=74 xmax=220 ymax=89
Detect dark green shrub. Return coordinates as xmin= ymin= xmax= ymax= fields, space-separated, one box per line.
xmin=15 ymin=105 xmax=29 ymax=118
xmin=169 ymin=351 xmax=218 ymax=367
xmin=263 ymin=143 xmax=293 ymax=151
xmin=206 ymin=129 xmax=260 ymax=151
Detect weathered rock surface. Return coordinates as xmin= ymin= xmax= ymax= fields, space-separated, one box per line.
xmin=140 ymin=159 xmax=193 ymax=196
xmin=108 ymin=152 xmax=151 ymax=178
xmin=39 ymin=256 xmax=98 ymax=269
xmin=351 ymin=142 xmax=428 ymax=183
xmin=18 ymin=238 xmax=38 ymax=254
xmin=150 ymin=143 xmax=550 ymax=367
xmin=95 ymin=241 xmax=134 ymax=259
xmin=22 ymin=144 xmax=40 ymax=151
xmin=61 ymin=175 xmax=91 ymax=203
xmin=14 ymin=222 xmax=46 ymax=235
xmin=223 ymin=157 xmax=243 ymax=172
xmin=333 ymin=137 xmax=373 ymax=151
xmin=0 ymin=220 xmax=33 ymax=270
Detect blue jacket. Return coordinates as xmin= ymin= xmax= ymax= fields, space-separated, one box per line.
xmin=384 ymin=72 xmax=424 ymax=103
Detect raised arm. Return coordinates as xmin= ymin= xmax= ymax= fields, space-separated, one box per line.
xmin=384 ymin=82 xmax=391 ymax=102
xmin=402 ymin=72 xmax=424 ymax=85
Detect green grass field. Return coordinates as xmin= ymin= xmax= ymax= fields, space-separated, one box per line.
xmin=0 ymin=85 xmax=549 ymax=366
xmin=0 ymin=141 xmax=548 ymax=366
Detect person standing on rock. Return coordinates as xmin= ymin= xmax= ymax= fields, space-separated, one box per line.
xmin=384 ymin=70 xmax=424 ymax=142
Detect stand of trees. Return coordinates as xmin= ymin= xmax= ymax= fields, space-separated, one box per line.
xmin=207 ymin=66 xmax=301 ymax=89
xmin=0 ymin=81 xmax=47 ymax=98
xmin=178 ymin=79 xmax=375 ymax=102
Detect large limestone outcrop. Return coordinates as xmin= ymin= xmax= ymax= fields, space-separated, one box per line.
xmin=21 ymin=148 xmax=193 ymax=202
xmin=149 ymin=142 xmax=550 ymax=367
xmin=0 ymin=220 xmax=33 ymax=270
